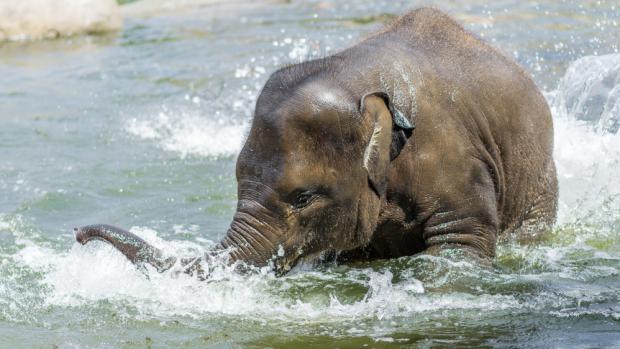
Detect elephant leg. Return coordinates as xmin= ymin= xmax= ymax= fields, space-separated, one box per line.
xmin=529 ymin=161 xmax=559 ymax=227
xmin=418 ymin=165 xmax=501 ymax=262
xmin=500 ymin=161 xmax=559 ymax=244
xmin=422 ymin=207 xmax=499 ymax=264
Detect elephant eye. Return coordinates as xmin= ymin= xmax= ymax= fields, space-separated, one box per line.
xmin=292 ymin=191 xmax=316 ymax=210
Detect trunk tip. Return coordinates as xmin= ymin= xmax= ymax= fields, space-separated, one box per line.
xmin=74 ymin=226 xmax=91 ymax=245
xmin=74 ymin=226 xmax=83 ymax=244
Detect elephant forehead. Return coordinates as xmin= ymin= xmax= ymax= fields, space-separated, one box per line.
xmin=279 ymin=108 xmax=363 ymax=154
xmin=280 ymin=84 xmax=358 ymax=129
xmin=306 ymin=88 xmax=354 ymax=114
xmin=254 ymin=80 xmax=362 ymax=145
xmin=292 ymin=78 xmax=356 ymax=110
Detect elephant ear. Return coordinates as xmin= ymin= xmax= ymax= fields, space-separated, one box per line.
xmin=360 ymin=92 xmax=414 ymax=196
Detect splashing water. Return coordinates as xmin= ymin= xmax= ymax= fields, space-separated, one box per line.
xmin=549 ymin=54 xmax=620 ymax=223
xmin=1 ymin=1 xmax=619 ymax=347
xmin=125 ymin=108 xmax=247 ymax=159
xmin=1 ymin=52 xmax=618 ymax=347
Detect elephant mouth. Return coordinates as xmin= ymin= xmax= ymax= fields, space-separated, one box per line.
xmin=270 ymin=246 xmax=337 ymax=276
xmin=271 ymin=245 xmax=307 ymax=276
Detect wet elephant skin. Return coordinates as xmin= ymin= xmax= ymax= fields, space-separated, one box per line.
xmin=76 ymin=8 xmax=558 ymax=276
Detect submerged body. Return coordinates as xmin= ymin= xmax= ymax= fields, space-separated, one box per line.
xmin=77 ymin=8 xmax=557 ymax=275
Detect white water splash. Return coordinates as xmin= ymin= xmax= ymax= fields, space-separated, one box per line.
xmin=13 ymin=232 xmax=526 ymax=322
xmin=126 ymin=109 xmax=247 ymax=159
xmin=549 ymin=54 xmax=620 ymax=223
xmin=6 ymin=54 xmax=620 ymax=326
xmin=549 ymin=54 xmax=620 ymax=133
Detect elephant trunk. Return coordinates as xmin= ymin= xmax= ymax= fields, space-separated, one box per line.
xmin=75 ymin=224 xmax=177 ymax=273
xmin=216 ymin=210 xmax=280 ymax=268
xmin=75 ymin=207 xmax=281 ymax=276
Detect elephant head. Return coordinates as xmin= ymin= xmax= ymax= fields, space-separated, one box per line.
xmin=76 ymin=77 xmax=413 ymax=276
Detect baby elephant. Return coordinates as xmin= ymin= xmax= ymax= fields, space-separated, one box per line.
xmin=77 ymin=8 xmax=557 ymax=276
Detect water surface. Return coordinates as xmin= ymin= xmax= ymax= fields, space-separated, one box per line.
xmin=0 ymin=0 xmax=619 ymax=348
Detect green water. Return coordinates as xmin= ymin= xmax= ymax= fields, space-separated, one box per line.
xmin=0 ymin=1 xmax=619 ymax=348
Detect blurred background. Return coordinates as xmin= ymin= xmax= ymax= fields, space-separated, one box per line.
xmin=0 ymin=1 xmax=618 ymax=348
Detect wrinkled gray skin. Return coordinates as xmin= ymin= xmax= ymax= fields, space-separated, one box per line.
xmin=76 ymin=8 xmax=557 ymax=277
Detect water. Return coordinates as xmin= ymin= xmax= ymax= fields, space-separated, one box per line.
xmin=0 ymin=0 xmax=619 ymax=347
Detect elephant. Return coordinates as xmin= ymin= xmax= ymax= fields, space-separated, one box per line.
xmin=76 ymin=8 xmax=558 ymax=277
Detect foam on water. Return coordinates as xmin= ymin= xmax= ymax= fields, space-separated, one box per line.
xmin=8 ymin=225 xmax=617 ymax=331
xmin=8 ymin=229 xmax=529 ymax=323
xmin=4 ymin=54 xmax=620 ymax=334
